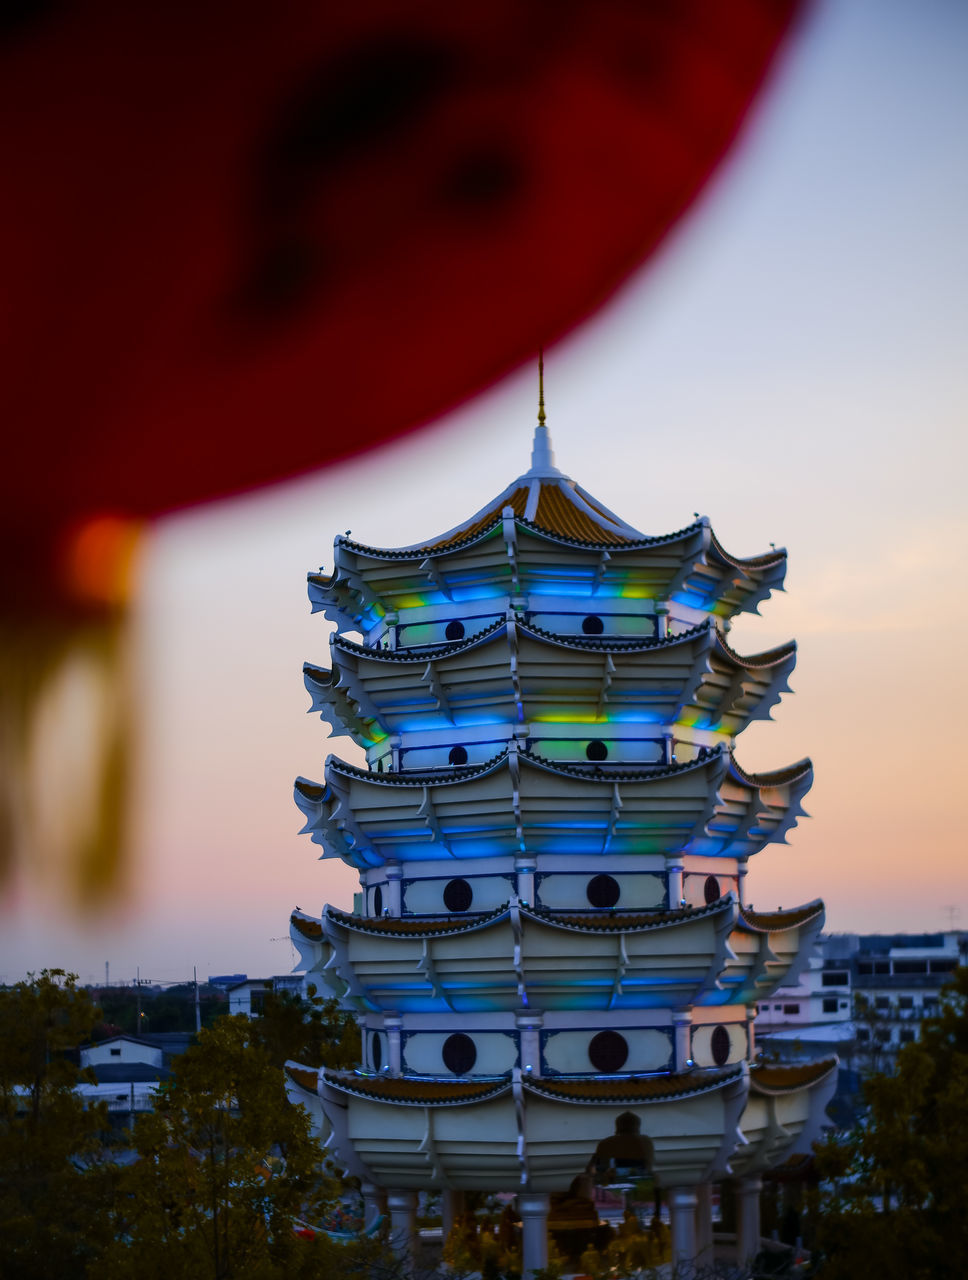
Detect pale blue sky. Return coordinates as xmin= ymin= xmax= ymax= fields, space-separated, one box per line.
xmin=3 ymin=0 xmax=966 ymax=985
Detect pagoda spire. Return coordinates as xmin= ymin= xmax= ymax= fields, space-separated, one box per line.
xmin=529 ymin=348 xmax=559 ymax=475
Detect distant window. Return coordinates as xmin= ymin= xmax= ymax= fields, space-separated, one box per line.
xmin=822 ymin=971 xmax=848 ymax=987
xmin=875 ymin=997 xmax=890 ymax=1010
xmin=587 ymin=874 xmax=620 ymax=909
xmin=703 ymin=875 xmax=720 ymax=905
xmin=899 ymin=1029 xmax=915 ymax=1044
xmin=586 ymin=740 xmax=608 ymax=762
xmin=898 ymin=996 xmax=914 ymax=1010
xmin=372 ymin=1033 xmax=382 ymax=1072
xmin=856 ymin=1028 xmax=870 ymax=1042
xmin=783 ymin=1004 xmax=800 ymax=1015
xmin=582 ymin=615 xmax=604 ymax=635
xmin=448 ymin=745 xmax=468 ymax=766
xmin=443 ymin=878 xmax=473 ymax=913
xmin=823 ymin=997 xmax=838 ymax=1014
xmin=840 ymin=1001 xmax=849 ymax=1009
xmin=110 ymin=1048 xmax=121 ymax=1057
xmin=894 ymin=960 xmax=928 ymax=975
xmin=373 ymin=884 xmax=383 ymax=917
xmin=445 ymin=620 xmax=465 ymax=641
xmin=858 ymin=962 xmax=874 ymax=975
xmin=588 ymin=1030 xmax=629 ymax=1074
xmin=711 ymin=1025 xmax=731 ymax=1066
xmin=875 ymin=961 xmax=890 ymax=975
xmin=442 ymin=1033 xmax=476 ymax=1076
xmin=930 ymin=959 xmax=957 ymax=974
xmin=875 ymin=1028 xmax=890 ymax=1043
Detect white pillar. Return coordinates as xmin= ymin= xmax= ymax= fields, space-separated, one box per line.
xmin=673 ymin=1008 xmax=693 ymax=1071
xmin=668 ymin=1186 xmax=698 ymax=1267
xmin=516 ymin=1009 xmax=543 ymax=1075
xmin=384 ymin=1013 xmax=402 ymax=1075
xmin=387 ymin=1189 xmax=418 ymax=1258
xmin=736 ymin=1175 xmax=763 ymax=1264
xmin=515 ymin=855 xmax=537 ymax=907
xmin=518 ymin=1192 xmax=550 ymax=1279
xmin=667 ymin=858 xmax=684 ymax=907
xmin=442 ymin=1188 xmax=466 ymax=1241
xmin=361 ymin=1182 xmax=386 ymax=1229
xmin=736 ymin=856 xmax=748 ymax=905
xmin=695 ymin=1182 xmax=714 ymax=1264
xmin=384 ymin=860 xmax=403 ymax=916
xmin=655 ymin=603 xmax=669 ymax=639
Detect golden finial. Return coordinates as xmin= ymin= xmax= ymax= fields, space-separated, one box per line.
xmin=537 ymin=348 xmax=546 ymax=427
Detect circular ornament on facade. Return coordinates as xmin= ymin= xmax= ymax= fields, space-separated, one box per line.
xmin=586 ymin=740 xmax=608 ymax=762
xmin=586 ymin=874 xmax=621 ymax=909
xmin=372 ymin=1032 xmax=382 ymax=1072
xmin=582 ymin=614 xmax=604 ymax=635
xmin=442 ymin=1032 xmax=477 ymax=1075
xmin=443 ymin=877 xmax=473 ymax=913
xmin=588 ymin=1029 xmax=629 ymax=1074
xmin=373 ymin=884 xmax=383 ymax=916
xmin=448 ymin=745 xmax=469 ymax=766
xmin=445 ymin=619 xmax=465 ymax=641
xmin=711 ymin=1025 xmax=731 ymax=1066
xmin=703 ymin=875 xmax=720 ymax=905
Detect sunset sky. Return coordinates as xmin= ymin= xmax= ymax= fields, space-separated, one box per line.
xmin=3 ymin=0 xmax=966 ymax=987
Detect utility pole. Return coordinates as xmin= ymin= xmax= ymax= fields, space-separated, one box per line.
xmin=194 ymin=965 xmax=202 ymax=1033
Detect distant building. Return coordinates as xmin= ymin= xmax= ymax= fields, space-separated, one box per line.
xmin=228 ymin=974 xmax=305 ymax=1018
xmin=78 ymin=1032 xmax=193 ymax=1124
xmin=756 ymin=932 xmax=966 ymax=1061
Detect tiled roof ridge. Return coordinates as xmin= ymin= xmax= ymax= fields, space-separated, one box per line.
xmin=327 ymin=750 xmax=505 ymax=787
xmin=290 ymin=911 xmax=323 ymax=940
xmin=515 ymin=511 xmax=701 ymax=551
xmin=713 ymin=630 xmax=797 ymax=670
xmin=325 ymin=903 xmax=510 ymax=937
xmin=750 ymin=1056 xmax=838 ymax=1095
xmin=708 ymin=529 xmax=787 ymax=571
xmin=525 ymin=743 xmax=724 ymax=783
xmin=525 ymin=895 xmax=734 ymax=933
xmin=728 ymin=753 xmax=813 ymax=789
xmin=328 ymin=513 xmax=706 ymax=562
xmin=320 ymin=1069 xmax=511 ymax=1106
xmin=525 ymin=1063 xmax=745 ymax=1104
xmin=738 ymin=900 xmax=824 ymax=933
xmin=329 ymin=617 xmax=506 ymax=663
xmin=520 ymin=617 xmax=711 ymax=653
xmin=313 ymin=897 xmax=735 ymax=941
xmin=285 ymin=1062 xmax=320 ymax=1093
xmin=324 ymin=744 xmax=723 ymax=789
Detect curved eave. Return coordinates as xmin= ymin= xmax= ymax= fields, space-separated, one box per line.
xmin=750 ymin=1057 xmax=839 ymax=1097
xmin=321 ymin=1068 xmax=511 ymax=1107
xmin=317 ymin=895 xmax=733 ymax=941
xmin=310 ymin=1064 xmax=745 ymax=1108
xmin=316 ymin=619 xmax=793 ymax=739
xmin=303 ymin=662 xmax=384 ymax=747
xmin=525 ymin=1063 xmax=746 ymax=1105
xmin=295 ymin=745 xmax=809 ymax=866
xmin=736 ymin=900 xmax=825 ymax=934
xmin=328 ymin=744 xmax=719 ymax=789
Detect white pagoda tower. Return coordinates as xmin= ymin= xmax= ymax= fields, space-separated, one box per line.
xmin=286 ymin=390 xmax=836 ymax=1273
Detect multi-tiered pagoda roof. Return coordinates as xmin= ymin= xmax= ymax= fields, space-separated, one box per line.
xmin=286 ymin=418 xmax=834 ymax=1269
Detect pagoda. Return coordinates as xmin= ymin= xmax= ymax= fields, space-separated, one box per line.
xmin=285 ymin=384 xmax=836 ymax=1273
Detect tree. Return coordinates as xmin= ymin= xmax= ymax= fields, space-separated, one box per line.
xmin=812 ymin=967 xmax=968 ymax=1279
xmin=250 ymin=983 xmax=360 ymax=1071
xmin=99 ymin=1015 xmax=342 ymax=1279
xmin=0 ymin=969 xmax=116 ymax=1278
